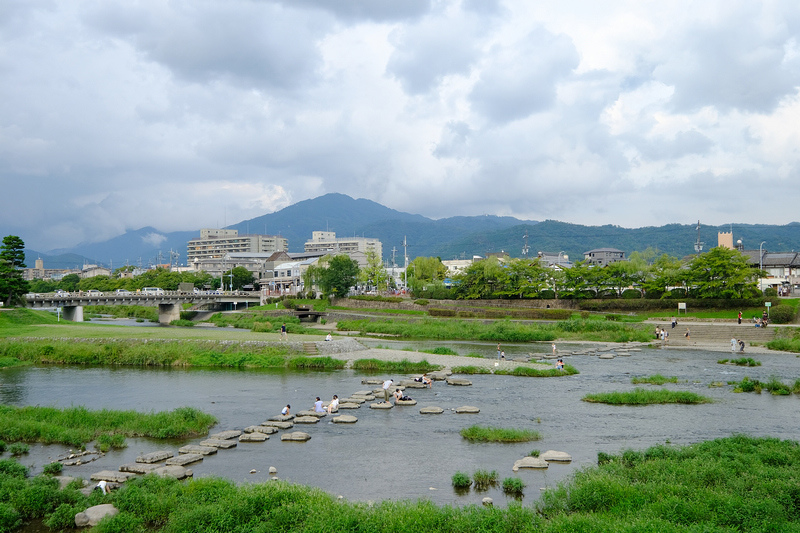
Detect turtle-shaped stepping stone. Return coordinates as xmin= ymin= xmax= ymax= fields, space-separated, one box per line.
xmin=244 ymin=426 xmax=278 ymax=435
xmin=294 ymin=416 xmax=320 ymax=424
xmin=239 ymin=433 xmax=269 ymax=442
xmin=199 ymin=438 xmax=237 ymax=449
xmin=419 ymin=406 xmax=444 ymax=414
xmin=332 ymin=415 xmax=358 ymax=424
xmin=166 ymin=454 xmax=203 ymax=466
xmin=296 ymin=410 xmax=326 ymax=418
xmin=361 ymin=379 xmax=383 ymax=385
xmin=447 ymin=378 xmax=472 ymax=386
xmin=261 ymin=421 xmax=294 ymax=430
xmin=540 ymin=450 xmax=572 ymax=463
xmin=512 ymin=457 xmax=549 ymax=471
xmin=136 ymin=451 xmax=173 ymax=464
xmin=280 ymin=432 xmax=311 ymax=442
xmin=179 ymin=445 xmax=218 ymax=455
xmin=267 ymin=414 xmax=295 ymax=422
xmin=395 ymin=399 xmax=417 ymax=406
xmin=340 ymin=397 xmax=365 ymax=404
xmin=91 ymin=471 xmax=137 ymax=483
xmin=338 ymin=402 xmax=360 ymax=409
xmin=370 ymin=402 xmax=394 ymax=409
xmin=598 ymin=354 xmax=615 ymax=359
xmin=351 ymin=390 xmax=375 ymax=397
xmin=153 ymin=465 xmax=193 ymax=479
xmin=119 ymin=463 xmax=160 ymax=474
xmin=401 ymin=381 xmax=425 ymax=388
xmin=209 ymin=430 xmax=242 ymax=440
xmin=455 ymin=406 xmax=480 ymax=414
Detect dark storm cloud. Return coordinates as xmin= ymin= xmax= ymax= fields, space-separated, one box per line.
xmin=86 ymin=2 xmax=326 ymax=90
xmin=469 ymin=27 xmax=579 ymax=123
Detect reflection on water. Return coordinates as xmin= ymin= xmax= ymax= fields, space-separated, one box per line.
xmin=4 ymin=346 xmax=800 ymax=508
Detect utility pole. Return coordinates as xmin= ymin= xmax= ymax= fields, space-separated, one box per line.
xmin=522 ymin=230 xmax=529 ymax=258
xmin=403 ymin=236 xmax=408 ymax=292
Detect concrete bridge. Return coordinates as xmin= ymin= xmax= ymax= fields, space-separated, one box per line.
xmin=25 ymin=291 xmax=263 ymax=324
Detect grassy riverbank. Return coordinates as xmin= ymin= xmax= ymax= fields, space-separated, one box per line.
xmin=2 ymin=435 xmax=799 ymax=532
xmin=337 ymin=317 xmax=651 ymax=343
xmin=582 ymin=388 xmax=713 ymax=405
xmin=0 ymin=406 xmax=216 ymax=449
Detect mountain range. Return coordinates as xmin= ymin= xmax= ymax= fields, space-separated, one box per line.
xmin=24 ymin=193 xmax=800 ymax=269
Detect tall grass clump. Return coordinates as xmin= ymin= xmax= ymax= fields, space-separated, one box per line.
xmin=763 ymin=376 xmax=791 ymax=395
xmin=460 ymin=426 xmax=541 ymax=443
xmin=582 ymin=388 xmax=713 ymax=405
xmin=472 ymin=469 xmax=498 ymax=490
xmin=451 ymin=365 xmax=491 ymax=375
xmin=631 ymin=374 xmax=679 ymax=385
xmin=502 ymin=477 xmax=526 ymax=497
xmin=717 ymin=358 xmax=761 ymax=366
xmin=287 ymin=357 xmax=346 ymax=370
xmin=351 ymin=358 xmax=441 ymax=373
xmin=731 ymin=376 xmax=763 ymax=393
xmin=495 ymin=364 xmax=579 ymax=377
xmin=8 ymin=443 xmax=29 ymax=456
xmin=422 ymin=347 xmax=459 ymax=355
xmin=0 ymin=405 xmax=216 ymax=448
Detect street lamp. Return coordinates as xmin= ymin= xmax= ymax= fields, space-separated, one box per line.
xmin=759 ymin=241 xmax=766 ymax=293
xmin=557 ymin=251 xmax=565 ymax=266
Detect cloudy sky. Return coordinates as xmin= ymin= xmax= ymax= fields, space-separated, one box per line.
xmin=3 ymin=0 xmax=800 ymax=251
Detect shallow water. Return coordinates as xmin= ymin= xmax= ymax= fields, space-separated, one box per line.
xmin=4 ymin=344 xmax=800 ymax=508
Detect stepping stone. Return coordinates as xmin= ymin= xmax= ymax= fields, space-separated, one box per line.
xmin=136 ymin=451 xmax=173 ymax=464
xmin=244 ymin=426 xmax=278 ymax=435
xmin=352 ymin=390 xmax=375 ymax=397
xmin=153 ymin=465 xmax=193 ymax=479
xmin=119 ymin=463 xmax=160 ymax=474
xmin=599 ymin=354 xmax=615 ymax=359
xmin=513 ymin=457 xmax=549 ymax=471
xmin=166 ymin=454 xmax=203 ymax=466
xmin=280 ymin=431 xmax=311 ymax=442
xmin=401 ymin=381 xmax=426 ymax=388
xmin=361 ymin=379 xmax=383 ymax=385
xmin=370 ymin=402 xmax=394 ymax=409
xmin=338 ymin=402 xmax=361 ymax=409
xmin=395 ymin=399 xmax=417 ymax=406
xmin=90 ymin=470 xmax=137 ymax=483
xmin=199 ymin=438 xmax=238 ymax=449
xmin=296 ymin=410 xmax=326 ymax=418
xmin=261 ymin=421 xmax=294 ymax=430
xmin=239 ymin=433 xmax=268 ymax=442
xmin=540 ymin=450 xmax=572 ymax=463
xmin=447 ymin=378 xmax=472 ymax=386
xmin=429 ymin=371 xmax=449 ymax=380
xmin=339 ymin=397 xmax=365 ymax=404
xmin=373 ymin=386 xmax=404 ymax=394
xmin=419 ymin=406 xmax=444 ymax=414
xmin=179 ymin=445 xmax=218 ymax=455
xmin=294 ymin=416 xmax=320 ymax=424
xmin=267 ymin=414 xmax=295 ymax=422
xmin=209 ymin=430 xmax=242 ymax=440
xmin=455 ymin=406 xmax=480 ymax=414
xmin=332 ymin=415 xmax=358 ymax=424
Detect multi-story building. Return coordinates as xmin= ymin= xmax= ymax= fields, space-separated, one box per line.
xmin=303 ymin=231 xmax=382 ymax=268
xmin=583 ymin=248 xmax=625 ymax=266
xmin=187 ymin=229 xmax=288 ymax=264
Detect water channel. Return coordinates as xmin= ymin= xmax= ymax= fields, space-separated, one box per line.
xmin=3 ymin=341 xmax=800 ymax=508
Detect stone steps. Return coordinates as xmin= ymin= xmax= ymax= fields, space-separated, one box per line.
xmin=303 ymin=342 xmax=319 ymax=355
xmin=649 ymin=323 xmax=779 ymax=342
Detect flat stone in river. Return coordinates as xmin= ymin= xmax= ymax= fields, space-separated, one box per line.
xmin=294 ymin=416 xmax=320 ymax=424
xmin=209 ymin=430 xmax=242 ymax=440
xmin=447 ymin=378 xmax=472 ymax=386
xmin=166 ymin=454 xmax=203 ymax=466
xmin=419 ymin=406 xmax=444 ymax=414
xmin=179 ymin=445 xmax=218 ymax=455
xmin=261 ymin=421 xmax=294 ymax=430
xmin=455 ymin=406 xmax=480 ymax=414
xmin=338 ymin=402 xmax=361 ymax=409
xmin=199 ymin=438 xmax=238 ymax=449
xmin=119 ymin=463 xmax=160 ymax=474
xmin=91 ymin=470 xmax=137 ymax=483
xmin=540 ymin=450 xmax=572 ymax=463
xmin=332 ymin=415 xmax=358 ymax=424
xmin=244 ymin=425 xmax=278 ymax=435
xmin=239 ymin=433 xmax=269 ymax=442
xmin=512 ymin=457 xmax=549 ymax=471
xmin=281 ymin=431 xmax=311 ymax=442
xmin=136 ymin=451 xmax=173 ymax=463
xmin=395 ymin=399 xmax=417 ymax=406
xmin=153 ymin=465 xmax=193 ymax=479
xmin=370 ymin=402 xmax=393 ymax=409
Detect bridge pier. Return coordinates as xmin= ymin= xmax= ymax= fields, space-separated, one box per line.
xmin=158 ymin=303 xmax=181 ymax=325
xmin=62 ymin=305 xmax=84 ymax=322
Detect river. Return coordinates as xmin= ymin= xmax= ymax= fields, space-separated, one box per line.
xmin=3 ymin=342 xmax=800 ymax=508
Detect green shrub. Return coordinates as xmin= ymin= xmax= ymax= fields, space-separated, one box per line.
xmin=621 ymin=289 xmax=642 ymax=299
xmin=414 ymin=299 xmax=429 ymax=306
xmin=764 ymin=288 xmax=778 ymax=297
xmin=769 ymin=304 xmax=797 ymax=324
xmin=605 ymin=314 xmax=621 ymax=321
xmin=732 ymin=376 xmax=762 ymax=393
xmin=528 ymin=449 xmax=540 ymax=457
xmin=0 ymin=502 xmax=21 ymax=532
xmin=0 ymin=441 xmax=5 ymax=454
xmin=424 ymin=347 xmax=458 ymax=355
xmin=451 ymin=365 xmax=491 ymax=374
xmin=251 ymin=321 xmax=273 ymax=333
xmin=44 ymin=503 xmax=81 ymax=530
xmin=764 ymin=376 xmax=791 ymax=395
xmin=94 ymin=511 xmax=146 ymax=533
xmin=451 ymin=471 xmax=471 ymax=489
xmin=428 ymin=308 xmax=456 ymax=317
xmin=460 ymin=426 xmax=541 ymax=443
xmin=502 ymin=477 xmax=525 ymax=496
xmin=169 ymin=319 xmax=195 ymax=327
xmin=8 ymin=443 xmax=29 ymax=456
xmin=0 ymin=459 xmax=28 ymax=478
xmin=96 ymin=434 xmax=127 ymax=452
xmin=42 ymin=462 xmax=63 ymax=476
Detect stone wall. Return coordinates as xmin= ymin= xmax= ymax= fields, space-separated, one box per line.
xmin=331 ymin=297 xmax=578 ymax=311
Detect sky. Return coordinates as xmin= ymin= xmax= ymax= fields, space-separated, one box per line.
xmin=3 ymin=0 xmax=800 ymax=252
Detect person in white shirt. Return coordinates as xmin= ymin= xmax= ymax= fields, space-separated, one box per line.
xmin=281 ymin=404 xmax=290 ymax=416
xmin=382 ymin=379 xmax=393 ymax=402
xmin=327 ymin=394 xmax=339 ymax=414
xmin=314 ymin=397 xmax=325 ymax=413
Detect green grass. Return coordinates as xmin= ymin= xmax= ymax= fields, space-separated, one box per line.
xmin=336 ymin=317 xmax=652 ymax=343
xmin=501 ymin=477 xmax=526 ymax=497
xmin=460 ymin=425 xmax=541 ymax=443
xmin=421 ymin=347 xmax=459 ymax=355
xmin=451 ymin=471 xmax=471 ymax=489
xmin=631 ymin=374 xmax=679 ymax=385
xmin=0 ymin=405 xmax=217 ymax=448
xmin=495 ymin=364 xmax=579 ymax=377
xmin=717 ymin=357 xmax=761 ymax=367
xmin=451 ymin=365 xmax=491 ymax=375
xmin=582 ymin=388 xmax=713 ymax=405
xmin=472 ymin=469 xmax=498 ymax=490
xmin=350 ymin=358 xmax=441 ymax=373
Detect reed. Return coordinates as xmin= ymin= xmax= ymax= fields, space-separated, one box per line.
xmin=501 ymin=477 xmax=526 ymax=497
xmin=495 ymin=364 xmax=579 ymax=377
xmin=717 ymin=357 xmax=761 ymax=366
xmin=630 ymin=374 xmax=679 ymax=385
xmin=472 ymin=469 xmax=498 ymax=490
xmin=451 ymin=471 xmax=471 ymax=489
xmin=451 ymin=365 xmax=491 ymax=375
xmin=351 ymin=358 xmax=441 ymax=373
xmin=460 ymin=425 xmax=541 ymax=443
xmin=582 ymin=388 xmax=713 ymax=405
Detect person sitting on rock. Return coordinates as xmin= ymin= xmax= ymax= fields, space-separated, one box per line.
xmin=421 ymin=374 xmax=432 ymax=388
xmin=393 ymin=389 xmax=403 ymax=403
xmin=281 ymin=404 xmax=291 ymax=416
xmin=327 ymin=394 xmax=339 ymax=414
xmin=314 ymin=397 xmax=325 ymax=413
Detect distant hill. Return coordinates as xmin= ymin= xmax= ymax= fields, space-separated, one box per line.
xmin=35 ymin=193 xmax=800 ymax=268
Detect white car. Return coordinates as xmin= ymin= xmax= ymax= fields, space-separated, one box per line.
xmin=86 ymin=290 xmax=104 ymax=296
xmin=55 ymin=290 xmax=70 ymax=297
xmin=115 ymin=289 xmax=131 ymax=295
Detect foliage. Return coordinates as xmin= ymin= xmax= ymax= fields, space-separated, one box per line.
xmin=501 ymin=477 xmax=525 ymax=496
xmin=472 ymin=469 xmax=498 ymax=490
xmin=41 ymin=462 xmax=63 ymax=476
xmin=451 ymin=365 xmax=491 ymax=375
xmin=582 ymin=388 xmax=713 ymax=405
xmin=460 ymin=425 xmax=541 ymax=443
xmin=221 ymin=266 xmax=255 ymax=291
xmin=306 ymin=254 xmax=360 ymax=298
xmin=495 ymin=365 xmax=579 ymax=377
xmin=8 ymin=443 xmax=29 ymax=456
xmin=686 ymin=246 xmax=758 ymax=298
xmin=718 ymin=358 xmax=761 ymax=367
xmin=407 ymin=256 xmax=447 ymax=286
xmin=350 ymin=358 xmax=441 ymax=373
xmin=451 ymin=472 xmax=471 ymax=489
xmin=358 ymin=249 xmax=389 ymax=291
xmin=0 ymin=235 xmax=29 ymax=307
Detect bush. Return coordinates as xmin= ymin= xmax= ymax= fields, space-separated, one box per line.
xmin=0 ymin=502 xmax=21 ymax=532
xmin=0 ymin=459 xmax=28 ymax=478
xmin=764 ymin=288 xmax=778 ymax=297
xmin=169 ymin=319 xmax=195 ymax=327
xmin=251 ymin=321 xmax=273 ymax=333
xmin=44 ymin=503 xmax=80 ymax=530
xmin=414 ymin=299 xmax=429 ymax=306
xmin=451 ymin=471 xmax=471 ymax=489
xmin=538 ymin=290 xmax=556 ymax=299
xmin=94 ymin=511 xmax=146 ymax=533
xmin=472 ymin=469 xmax=498 ymax=490
xmin=428 ymin=308 xmax=456 ymax=317
xmin=769 ymin=304 xmax=797 ymax=324
xmin=0 ymin=441 xmax=5 ymax=454
xmin=8 ymin=443 xmax=28 ymax=456
xmin=42 ymin=462 xmax=63 ymax=476
xmin=621 ymin=289 xmax=642 ymax=299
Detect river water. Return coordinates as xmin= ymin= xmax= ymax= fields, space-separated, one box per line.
xmin=3 ymin=342 xmax=800 ymax=508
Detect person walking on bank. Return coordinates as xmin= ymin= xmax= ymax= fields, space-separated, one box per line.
xmin=731 ymin=338 xmax=737 ymax=352
xmin=281 ymin=323 xmax=287 ymax=341
xmin=738 ymin=311 xmax=742 ymax=324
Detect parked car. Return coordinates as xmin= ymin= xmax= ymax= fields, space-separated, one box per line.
xmin=115 ymin=289 xmax=131 ymax=295
xmin=141 ymin=287 xmax=165 ymax=295
xmin=55 ymin=290 xmax=70 ymax=297
xmin=86 ymin=290 xmax=104 ymax=296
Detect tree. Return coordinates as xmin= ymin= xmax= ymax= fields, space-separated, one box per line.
xmin=58 ymin=274 xmax=81 ymax=292
xmin=358 ymin=250 xmax=388 ymax=292
xmin=222 ymin=266 xmax=255 ymax=291
xmin=453 ymin=257 xmax=505 ymax=299
xmin=495 ymin=258 xmax=551 ymax=298
xmin=407 ymin=257 xmax=447 ymax=284
xmin=686 ymin=247 xmax=757 ymax=298
xmin=307 ymin=255 xmax=359 ymax=297
xmin=0 ymin=235 xmax=30 ymax=306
